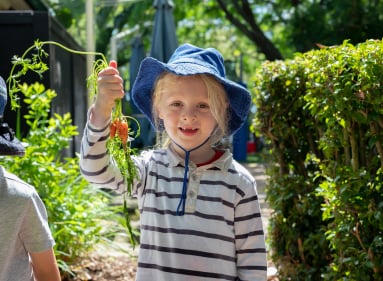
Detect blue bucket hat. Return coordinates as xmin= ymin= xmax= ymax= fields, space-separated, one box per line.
xmin=131 ymin=43 xmax=251 ymax=135
xmin=0 ymin=76 xmax=25 ymax=156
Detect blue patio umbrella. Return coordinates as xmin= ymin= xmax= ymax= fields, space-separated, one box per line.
xmin=129 ymin=35 xmax=145 ymax=105
xmin=133 ymin=0 xmax=178 ymax=147
xmin=128 ymin=35 xmax=155 ymax=148
xmin=150 ymin=0 xmax=178 ymax=62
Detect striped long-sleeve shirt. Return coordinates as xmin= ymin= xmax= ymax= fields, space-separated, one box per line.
xmin=80 ymin=118 xmax=267 ymax=281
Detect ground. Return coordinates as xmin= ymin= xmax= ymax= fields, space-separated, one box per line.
xmin=63 ymin=254 xmax=137 ymax=281
xmin=62 ymin=235 xmax=139 ymax=281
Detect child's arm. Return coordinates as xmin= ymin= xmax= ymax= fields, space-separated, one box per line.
xmin=79 ymin=61 xmax=127 ymax=193
xmin=235 ymin=180 xmax=268 ymax=280
xmin=29 ymin=248 xmax=61 ymax=281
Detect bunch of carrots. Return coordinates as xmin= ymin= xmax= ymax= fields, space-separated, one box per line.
xmin=107 ymin=61 xmax=140 ymax=194
xmin=7 ymin=41 xmax=140 ymax=247
xmin=110 ymin=119 xmax=129 ymax=146
xmin=106 ymin=61 xmax=140 ymax=247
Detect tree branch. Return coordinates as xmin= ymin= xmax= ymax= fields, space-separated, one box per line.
xmin=215 ymin=0 xmax=284 ymax=60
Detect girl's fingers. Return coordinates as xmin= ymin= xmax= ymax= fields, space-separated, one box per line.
xmin=97 ymin=76 xmax=124 ymax=99
xmin=97 ymin=60 xmax=124 ymax=100
xmin=98 ymin=61 xmax=119 ymax=77
xmin=98 ymin=60 xmax=118 ymax=79
xmin=97 ymin=74 xmax=123 ymax=85
xmin=98 ymin=82 xmax=124 ymax=96
xmin=98 ymin=68 xmax=119 ymax=77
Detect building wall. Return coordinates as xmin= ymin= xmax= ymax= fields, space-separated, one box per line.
xmin=0 ymin=11 xmax=87 ymax=156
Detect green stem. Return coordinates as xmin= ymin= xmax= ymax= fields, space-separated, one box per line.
xmin=7 ymin=40 xmax=107 ymax=110
xmin=123 ymin=194 xmax=136 ymax=248
xmin=113 ymin=99 xmax=122 ymax=120
xmin=37 ymin=40 xmax=107 ymax=64
xmin=125 ymin=115 xmax=141 ymax=139
xmin=16 ymin=107 xmax=21 ymax=139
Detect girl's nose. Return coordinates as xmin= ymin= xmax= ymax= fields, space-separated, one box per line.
xmin=182 ymin=107 xmax=197 ymax=120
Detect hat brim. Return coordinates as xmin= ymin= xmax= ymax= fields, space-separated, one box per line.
xmin=131 ymin=57 xmax=251 ymax=135
xmin=0 ymin=135 xmax=25 ymax=156
xmin=0 ymin=123 xmax=26 ymax=156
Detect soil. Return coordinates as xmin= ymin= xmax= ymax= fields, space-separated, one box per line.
xmin=61 ymin=235 xmax=139 ymax=281
xmin=62 ymin=254 xmax=137 ymax=281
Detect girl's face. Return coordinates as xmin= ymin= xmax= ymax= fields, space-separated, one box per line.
xmin=156 ymin=75 xmax=218 ymax=151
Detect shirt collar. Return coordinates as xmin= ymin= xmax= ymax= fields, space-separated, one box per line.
xmin=166 ymin=146 xmax=232 ymax=172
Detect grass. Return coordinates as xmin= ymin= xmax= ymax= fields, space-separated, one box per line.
xmin=245 ymin=153 xmax=265 ymax=164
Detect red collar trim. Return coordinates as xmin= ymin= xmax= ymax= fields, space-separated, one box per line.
xmin=197 ymin=150 xmax=225 ymax=167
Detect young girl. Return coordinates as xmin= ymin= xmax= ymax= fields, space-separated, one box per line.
xmin=80 ymin=43 xmax=267 ymax=280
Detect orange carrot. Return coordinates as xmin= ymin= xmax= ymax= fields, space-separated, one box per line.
xmin=117 ymin=120 xmax=129 ymax=146
xmin=110 ymin=120 xmax=118 ymax=138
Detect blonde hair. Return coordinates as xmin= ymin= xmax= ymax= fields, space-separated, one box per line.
xmin=152 ymin=72 xmax=229 ymax=147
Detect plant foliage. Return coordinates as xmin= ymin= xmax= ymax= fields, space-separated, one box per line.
xmin=253 ymin=39 xmax=383 ymax=280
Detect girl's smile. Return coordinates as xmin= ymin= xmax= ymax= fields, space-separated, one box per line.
xmin=180 ymin=127 xmax=198 ymax=136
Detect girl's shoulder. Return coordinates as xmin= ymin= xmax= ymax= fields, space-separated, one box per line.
xmin=139 ymin=147 xmax=168 ymax=158
xmin=229 ymin=159 xmax=256 ymax=183
xmin=134 ymin=147 xmax=170 ymax=165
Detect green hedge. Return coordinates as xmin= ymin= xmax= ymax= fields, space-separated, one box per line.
xmin=252 ymin=39 xmax=383 ymax=280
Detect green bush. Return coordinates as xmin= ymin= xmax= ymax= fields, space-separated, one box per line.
xmin=252 ymin=39 xmax=383 ymax=280
xmin=0 ymin=83 xmax=125 ymax=274
xmin=252 ymin=58 xmax=330 ymax=280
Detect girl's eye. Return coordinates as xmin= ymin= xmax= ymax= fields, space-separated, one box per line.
xmin=170 ymin=102 xmax=182 ymax=107
xmin=198 ymin=103 xmax=210 ymax=109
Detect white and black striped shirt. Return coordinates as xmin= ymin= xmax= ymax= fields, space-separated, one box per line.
xmin=80 ymin=119 xmax=267 ymax=281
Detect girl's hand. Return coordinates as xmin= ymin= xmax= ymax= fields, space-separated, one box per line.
xmin=92 ymin=61 xmax=125 ymax=127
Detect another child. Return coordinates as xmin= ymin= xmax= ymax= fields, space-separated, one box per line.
xmin=0 ymin=76 xmax=61 ymax=281
xmin=80 ymin=43 xmax=267 ymax=280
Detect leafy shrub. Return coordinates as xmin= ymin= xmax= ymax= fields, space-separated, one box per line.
xmin=252 ymin=39 xmax=383 ymax=280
